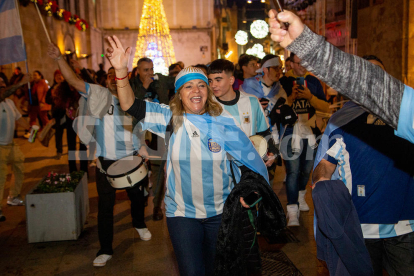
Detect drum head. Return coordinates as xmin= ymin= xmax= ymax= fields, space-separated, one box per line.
xmin=107 ymin=155 xmax=143 ymax=176
xmin=249 ymin=135 xmax=267 ymax=158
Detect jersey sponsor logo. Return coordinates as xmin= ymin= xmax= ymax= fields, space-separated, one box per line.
xmin=192 ymin=131 xmax=199 ymax=137
xmin=208 ymin=138 xmax=221 ymax=153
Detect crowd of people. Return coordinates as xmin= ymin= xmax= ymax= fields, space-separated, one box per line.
xmin=0 ymin=8 xmax=413 ymax=276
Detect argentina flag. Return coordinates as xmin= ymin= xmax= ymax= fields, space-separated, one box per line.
xmin=0 ymin=0 xmax=26 ymax=65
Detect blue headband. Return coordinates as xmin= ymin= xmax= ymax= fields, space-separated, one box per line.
xmin=174 ymin=72 xmax=209 ymax=93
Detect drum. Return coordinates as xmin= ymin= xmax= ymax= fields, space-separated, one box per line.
xmin=249 ymin=135 xmax=268 ymax=159
xmin=106 ymin=155 xmax=148 ymax=189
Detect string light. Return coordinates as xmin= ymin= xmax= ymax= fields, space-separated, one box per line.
xmin=132 ymin=0 xmax=176 ymax=75
xmin=235 ymin=30 xmax=248 ymax=45
xmin=250 ymin=20 xmax=269 ymax=39
xmin=246 ymin=44 xmax=266 ymax=58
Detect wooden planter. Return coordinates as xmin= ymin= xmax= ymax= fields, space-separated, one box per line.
xmin=25 ymin=174 xmax=89 ymax=243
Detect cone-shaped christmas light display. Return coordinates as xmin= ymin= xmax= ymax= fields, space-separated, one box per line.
xmin=133 ymin=0 xmax=176 ymax=75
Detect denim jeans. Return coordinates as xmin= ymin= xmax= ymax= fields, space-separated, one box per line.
xmin=282 ymin=138 xmax=315 ymax=205
xmin=167 ymin=214 xmax=222 ymax=276
xmin=365 ymin=231 xmax=414 ymax=276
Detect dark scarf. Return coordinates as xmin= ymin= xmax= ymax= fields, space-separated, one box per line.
xmin=215 ymin=169 xmax=286 ymax=276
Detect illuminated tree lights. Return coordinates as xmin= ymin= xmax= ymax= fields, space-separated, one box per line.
xmin=235 ymin=30 xmax=248 ymax=45
xmin=133 ymin=0 xmax=176 ymax=75
xmin=250 ymin=20 xmax=269 ymax=39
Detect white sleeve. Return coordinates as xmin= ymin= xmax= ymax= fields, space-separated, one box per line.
xmin=6 ymin=99 xmax=22 ymax=121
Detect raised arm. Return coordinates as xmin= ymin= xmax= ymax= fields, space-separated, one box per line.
xmin=0 ymin=74 xmax=30 ymax=102
xmin=312 ymin=159 xmax=336 ymax=187
xmin=47 ymin=43 xmax=86 ymax=94
xmin=105 ymin=36 xmax=135 ymax=111
xmin=268 ymin=10 xmax=403 ymax=129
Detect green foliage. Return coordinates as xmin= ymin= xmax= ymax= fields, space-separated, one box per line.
xmin=33 ymin=171 xmax=85 ymax=194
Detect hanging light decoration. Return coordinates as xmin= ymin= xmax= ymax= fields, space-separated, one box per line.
xmin=132 ymin=0 xmax=176 ymax=75
xmin=246 ymin=44 xmax=266 ymax=59
xmin=250 ymin=20 xmax=269 ymax=39
xmin=235 ymin=30 xmax=248 ymax=45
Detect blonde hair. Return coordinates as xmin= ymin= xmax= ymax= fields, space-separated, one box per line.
xmin=169 ymin=85 xmax=223 ymax=131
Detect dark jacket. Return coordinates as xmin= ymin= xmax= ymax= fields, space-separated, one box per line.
xmin=313 ymin=180 xmax=373 ymax=276
xmin=215 ymin=169 xmax=286 ymax=276
xmin=130 ymin=74 xmax=175 ymax=104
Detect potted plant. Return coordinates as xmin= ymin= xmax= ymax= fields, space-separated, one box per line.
xmin=25 ymin=171 xmax=89 ymax=243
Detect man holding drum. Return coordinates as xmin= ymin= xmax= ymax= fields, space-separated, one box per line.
xmin=47 ymin=43 xmax=151 ymax=267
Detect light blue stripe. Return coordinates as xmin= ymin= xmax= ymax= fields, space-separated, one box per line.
xmin=0 ymin=36 xmax=26 ymax=65
xmin=0 ymin=0 xmax=15 ymax=13
xmin=83 ymin=83 xmax=90 ymax=97
xmin=252 ymin=98 xmax=268 ymax=133
xmin=250 ymin=97 xmax=258 ymax=134
xmin=224 ymin=105 xmax=241 ymax=125
xmin=179 ymin=129 xmax=195 ymax=217
xmin=394 ymin=85 xmax=414 ymax=143
xmin=141 ymin=122 xmax=167 ymax=136
xmin=165 ymin=133 xmax=177 ymax=216
xmin=200 ymin=131 xmax=216 ymax=218
xmin=378 ymin=224 xmax=397 ymax=238
xmin=410 ymin=220 xmax=414 ymax=231
xmin=95 ymin=118 xmax=106 ymax=157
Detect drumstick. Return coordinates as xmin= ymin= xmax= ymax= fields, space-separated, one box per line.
xmin=146 ymin=156 xmax=162 ymax=159
xmin=270 ymin=0 xmax=289 ymax=30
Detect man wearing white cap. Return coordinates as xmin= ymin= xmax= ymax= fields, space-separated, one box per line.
xmin=241 ymin=54 xmax=287 ymax=178
xmin=241 ymin=54 xmax=286 ymax=116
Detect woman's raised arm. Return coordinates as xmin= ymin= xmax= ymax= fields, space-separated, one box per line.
xmin=105 ymin=36 xmax=135 ymax=111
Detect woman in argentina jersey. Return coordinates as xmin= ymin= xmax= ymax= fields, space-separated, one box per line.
xmin=106 ymin=36 xmax=268 ymax=276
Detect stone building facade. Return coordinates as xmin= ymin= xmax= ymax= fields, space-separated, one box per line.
xmin=1 ymin=0 xmax=103 ymax=85
xmin=356 ymin=0 xmax=414 ymax=84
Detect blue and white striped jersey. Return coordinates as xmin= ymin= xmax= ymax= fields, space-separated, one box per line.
xmin=219 ymin=91 xmax=269 ymax=137
xmin=81 ymin=83 xmax=141 ymax=160
xmin=395 ymin=85 xmax=414 ymax=143
xmin=325 ymin=138 xmax=414 ymax=239
xmin=141 ymin=101 xmax=234 ymax=219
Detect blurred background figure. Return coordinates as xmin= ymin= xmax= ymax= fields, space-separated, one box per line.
xmin=24 ymin=70 xmax=50 ymax=138
xmin=46 ymin=70 xmax=66 ymax=160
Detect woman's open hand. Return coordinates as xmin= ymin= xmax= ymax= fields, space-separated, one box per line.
xmin=105 ymin=36 xmax=131 ymax=71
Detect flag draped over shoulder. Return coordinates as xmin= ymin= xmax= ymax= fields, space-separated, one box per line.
xmin=186 ymin=113 xmax=270 ymax=184
xmin=0 ymin=0 xmax=26 ymax=65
